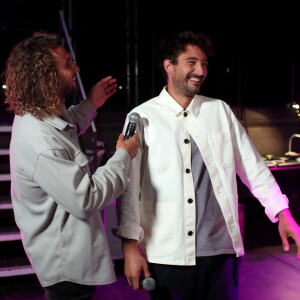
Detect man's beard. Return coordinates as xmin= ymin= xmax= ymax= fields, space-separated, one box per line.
xmin=184 ymin=85 xmax=201 ymax=97
xmin=173 ymin=74 xmax=204 ymax=98
xmin=60 ymin=83 xmax=79 ymax=99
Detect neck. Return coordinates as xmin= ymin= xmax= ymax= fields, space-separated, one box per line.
xmin=166 ymin=86 xmax=193 ymax=109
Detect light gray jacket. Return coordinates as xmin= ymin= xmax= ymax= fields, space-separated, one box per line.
xmin=10 ymin=100 xmax=130 ymax=287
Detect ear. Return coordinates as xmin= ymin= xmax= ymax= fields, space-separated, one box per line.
xmin=163 ymin=59 xmax=173 ymax=74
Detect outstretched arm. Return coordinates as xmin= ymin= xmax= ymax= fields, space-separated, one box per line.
xmin=66 ymin=76 xmax=117 ymax=135
xmin=278 ymin=208 xmax=300 ymax=259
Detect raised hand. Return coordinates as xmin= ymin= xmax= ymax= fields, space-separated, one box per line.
xmin=87 ymin=76 xmax=118 ymax=109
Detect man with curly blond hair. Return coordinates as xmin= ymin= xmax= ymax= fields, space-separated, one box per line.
xmin=5 ymin=32 xmax=139 ymax=300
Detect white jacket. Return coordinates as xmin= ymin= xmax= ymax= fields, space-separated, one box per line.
xmin=113 ymin=87 xmax=289 ymax=266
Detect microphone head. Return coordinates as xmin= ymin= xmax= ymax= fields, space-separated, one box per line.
xmin=140 ymin=277 xmax=156 ymax=291
xmin=128 ymin=112 xmax=140 ymax=124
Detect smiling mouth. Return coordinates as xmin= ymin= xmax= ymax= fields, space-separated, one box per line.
xmin=188 ymin=76 xmax=202 ymax=85
xmin=72 ymin=76 xmax=79 ymax=86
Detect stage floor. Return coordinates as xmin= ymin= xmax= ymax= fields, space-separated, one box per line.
xmin=0 ymin=244 xmax=299 ymax=299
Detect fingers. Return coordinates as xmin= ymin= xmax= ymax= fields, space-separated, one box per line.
xmin=97 ymin=76 xmax=117 ymax=97
xmin=126 ymin=278 xmax=139 ymax=290
xmin=126 ymin=265 xmax=151 ymax=290
xmin=279 ymin=226 xmax=290 ymax=252
xmin=297 ymin=245 xmax=300 ymax=259
xmin=132 ymin=277 xmax=140 ymax=290
xmin=281 ymin=237 xmax=290 ymax=252
xmin=116 ymin=133 xmax=139 ymax=159
xmin=131 ymin=133 xmax=139 ymax=141
xmin=106 ymin=85 xmax=117 ymax=98
xmin=125 ymin=273 xmax=140 ymax=290
xmin=143 ymin=264 xmax=151 ymax=278
xmin=99 ymin=76 xmax=117 ymax=88
xmin=102 ymin=75 xmax=114 ymax=83
xmin=278 ymin=211 xmax=300 ymax=258
xmin=126 ymin=277 xmax=133 ymax=286
xmin=293 ymin=232 xmax=300 ymax=259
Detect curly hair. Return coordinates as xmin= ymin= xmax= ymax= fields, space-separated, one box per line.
xmin=4 ymin=32 xmax=64 ymax=119
xmin=156 ymin=31 xmax=215 ymax=82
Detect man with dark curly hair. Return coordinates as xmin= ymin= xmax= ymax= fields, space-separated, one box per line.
xmin=5 ymin=32 xmax=139 ymax=300
xmin=113 ymin=31 xmax=300 ymax=300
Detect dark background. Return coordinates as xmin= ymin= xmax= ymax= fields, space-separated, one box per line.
xmin=1 ymin=0 xmax=300 ymax=114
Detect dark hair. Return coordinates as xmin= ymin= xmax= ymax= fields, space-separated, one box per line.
xmin=4 ymin=32 xmax=63 ymax=119
xmin=157 ymin=31 xmax=215 ymax=81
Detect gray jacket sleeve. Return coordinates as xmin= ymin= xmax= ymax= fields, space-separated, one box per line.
xmin=33 ymin=148 xmax=131 ymax=219
xmin=66 ymin=100 xmax=97 ymax=135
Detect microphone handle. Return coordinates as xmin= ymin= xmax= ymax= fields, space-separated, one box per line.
xmin=124 ymin=122 xmax=137 ymax=140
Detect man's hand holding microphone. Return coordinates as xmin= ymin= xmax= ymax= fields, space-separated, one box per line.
xmin=116 ymin=113 xmax=140 ymax=159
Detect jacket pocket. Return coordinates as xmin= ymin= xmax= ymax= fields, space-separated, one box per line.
xmin=211 ymin=132 xmax=234 ymax=167
xmin=141 ymin=201 xmax=177 ymax=255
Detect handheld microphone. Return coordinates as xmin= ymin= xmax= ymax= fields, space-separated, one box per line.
xmin=124 ymin=112 xmax=140 ymax=140
xmin=140 ymin=276 xmax=156 ymax=291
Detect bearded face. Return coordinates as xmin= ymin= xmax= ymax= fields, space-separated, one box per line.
xmin=51 ymin=47 xmax=80 ymax=100
xmin=168 ymin=45 xmax=208 ymax=99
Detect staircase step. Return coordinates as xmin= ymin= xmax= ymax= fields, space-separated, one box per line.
xmin=0 ymin=257 xmax=34 ymax=277
xmin=0 ymin=149 xmax=9 ymax=155
xmin=0 ymin=197 xmax=12 ymax=210
xmin=0 ymin=124 xmax=38 ymax=280
xmin=0 ymin=174 xmax=10 ymax=181
xmin=0 ymin=126 xmax=12 ymax=132
xmin=0 ymin=226 xmax=21 ymax=242
xmin=0 ymin=265 xmax=35 ymax=277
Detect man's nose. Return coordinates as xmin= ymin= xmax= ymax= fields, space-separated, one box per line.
xmin=72 ymin=62 xmax=80 ymax=73
xmin=195 ymin=62 xmax=205 ymax=75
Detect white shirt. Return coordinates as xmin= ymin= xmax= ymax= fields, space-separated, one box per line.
xmin=113 ymin=87 xmax=289 ymax=266
xmin=10 ymin=100 xmax=131 ymax=286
